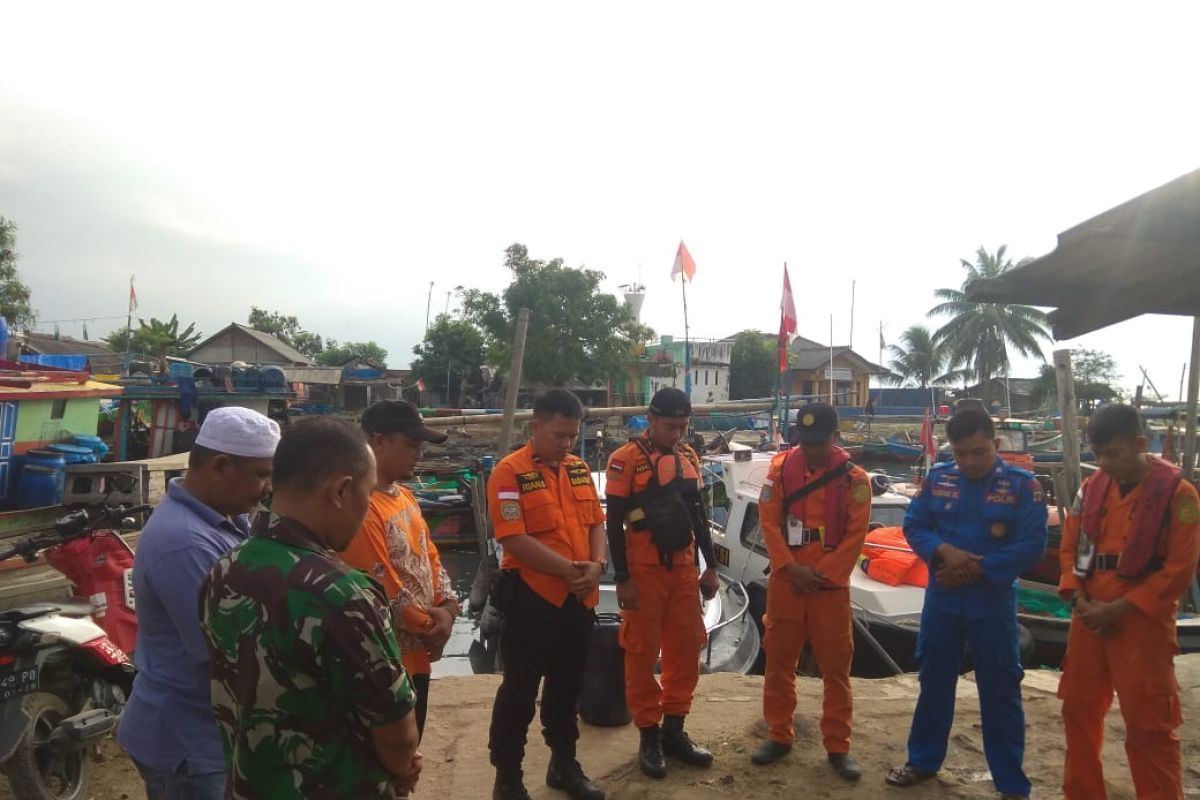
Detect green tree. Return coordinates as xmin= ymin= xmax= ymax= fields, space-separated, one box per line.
xmin=411 ymin=315 xmax=486 ymax=405
xmin=929 ymin=245 xmax=1051 ymax=405
xmin=883 ymin=325 xmax=963 ymax=387
xmin=317 ymin=340 xmax=389 ymax=366
xmin=460 ymin=243 xmax=653 ymax=386
xmin=105 ymin=314 xmax=203 ymax=358
xmin=1031 ymin=348 xmax=1121 ymax=411
xmin=247 ymin=307 xmax=324 ymax=358
xmin=728 ymin=330 xmax=777 ymax=400
xmin=0 ymin=217 xmax=36 ymax=329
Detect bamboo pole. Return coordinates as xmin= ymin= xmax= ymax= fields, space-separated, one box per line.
xmin=495 ymin=308 xmax=530 ymax=455
xmin=424 ymin=399 xmax=776 ymax=427
xmin=1182 ymin=315 xmax=1200 ymax=484
xmin=1054 ymin=349 xmax=1083 ymax=502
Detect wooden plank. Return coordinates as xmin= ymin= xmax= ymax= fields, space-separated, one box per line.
xmin=1054 ymin=349 xmax=1083 ymax=502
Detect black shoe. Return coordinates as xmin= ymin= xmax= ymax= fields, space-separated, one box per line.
xmin=493 ymin=773 xmax=531 ymax=800
xmin=546 ymin=757 xmax=605 ymax=800
xmin=828 ymin=752 xmax=862 ymax=782
xmin=661 ymin=714 xmax=713 ymax=767
xmin=750 ymin=739 xmax=792 ymax=765
xmin=638 ymin=725 xmax=667 ymax=779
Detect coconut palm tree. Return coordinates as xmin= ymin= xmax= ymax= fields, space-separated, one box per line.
xmin=928 ymin=245 xmax=1051 ymax=406
xmin=883 ymin=325 xmax=963 ymax=387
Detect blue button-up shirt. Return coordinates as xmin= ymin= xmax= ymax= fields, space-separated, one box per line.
xmin=904 ymin=458 xmax=1048 ymax=604
xmin=117 ymin=479 xmax=250 ymax=772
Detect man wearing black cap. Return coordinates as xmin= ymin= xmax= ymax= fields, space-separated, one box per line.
xmin=342 ymin=400 xmax=460 ymax=745
xmin=605 ymin=387 xmax=720 ymax=779
xmin=751 ymin=402 xmax=871 ymax=781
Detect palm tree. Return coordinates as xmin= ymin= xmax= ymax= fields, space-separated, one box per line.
xmin=928 ymin=245 xmax=1051 ymax=407
xmin=883 ymin=325 xmax=963 ymax=388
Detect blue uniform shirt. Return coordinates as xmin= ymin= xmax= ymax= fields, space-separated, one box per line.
xmin=904 ymin=458 xmax=1048 ymax=600
xmin=117 ymin=479 xmax=251 ymax=772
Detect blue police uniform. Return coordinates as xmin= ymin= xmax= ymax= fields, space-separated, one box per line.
xmin=902 ymin=458 xmax=1047 ymax=797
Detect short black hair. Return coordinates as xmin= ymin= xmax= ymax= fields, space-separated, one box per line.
xmin=272 ymin=417 xmax=372 ymax=492
xmin=946 ymin=407 xmax=995 ymax=443
xmin=533 ymin=389 xmax=584 ymax=420
xmin=1087 ymin=404 xmax=1141 ymax=447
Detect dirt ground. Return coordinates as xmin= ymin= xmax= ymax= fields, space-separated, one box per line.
xmin=6 ymin=655 xmax=1196 ymax=800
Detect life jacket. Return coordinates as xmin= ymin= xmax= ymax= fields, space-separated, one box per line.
xmin=780 ymin=445 xmax=852 ymax=549
xmin=629 ymin=438 xmax=701 ymax=567
xmin=1081 ymin=455 xmax=1181 ymax=579
xmin=858 ymin=526 xmax=928 ymax=587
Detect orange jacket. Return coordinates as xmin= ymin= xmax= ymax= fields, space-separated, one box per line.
xmin=604 ymin=436 xmax=702 ymax=568
xmin=1058 ymin=474 xmax=1200 ymax=626
xmin=488 ymin=442 xmax=604 ymax=608
xmin=860 ymin=526 xmax=929 ymax=587
xmin=759 ymin=449 xmax=872 ymax=587
xmin=341 ymin=484 xmax=456 ymax=675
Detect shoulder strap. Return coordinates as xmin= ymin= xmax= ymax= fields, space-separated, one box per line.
xmin=782 ymin=460 xmax=853 ymax=509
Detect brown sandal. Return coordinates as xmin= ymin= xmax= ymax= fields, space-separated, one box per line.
xmin=885 ymin=765 xmax=937 ymax=787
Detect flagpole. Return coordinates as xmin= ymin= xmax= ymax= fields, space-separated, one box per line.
xmin=849 ymin=280 xmax=855 ymax=351
xmin=829 ymin=314 xmax=835 ymax=404
xmin=682 ymin=275 xmax=691 ymax=399
xmin=123 ymin=275 xmax=135 ymax=376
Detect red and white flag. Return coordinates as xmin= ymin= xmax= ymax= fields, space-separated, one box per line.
xmin=416 ymin=378 xmax=426 ymax=392
xmin=921 ymin=407 xmax=936 ymax=458
xmin=128 ymin=277 xmax=138 ymax=313
xmin=777 ymin=264 xmax=797 ymax=373
xmin=671 ymin=240 xmax=696 ymax=283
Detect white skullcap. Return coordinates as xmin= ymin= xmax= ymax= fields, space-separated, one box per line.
xmin=194 ymin=406 xmax=281 ymax=459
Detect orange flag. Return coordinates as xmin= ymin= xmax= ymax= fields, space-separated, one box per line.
xmin=671 ymin=240 xmax=696 ymax=282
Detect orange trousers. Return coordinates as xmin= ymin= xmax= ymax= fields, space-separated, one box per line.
xmin=619 ymin=563 xmax=707 ymax=728
xmin=1059 ymin=614 xmax=1183 ymax=800
xmin=762 ymin=581 xmax=853 ymax=753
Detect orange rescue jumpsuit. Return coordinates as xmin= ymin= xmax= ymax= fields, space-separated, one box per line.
xmin=605 ymin=439 xmax=709 ymax=729
xmin=759 ymin=451 xmax=871 ymax=752
xmin=1057 ymin=476 xmax=1200 ymax=800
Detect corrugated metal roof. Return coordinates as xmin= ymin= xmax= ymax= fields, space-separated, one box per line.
xmin=187 ymin=323 xmax=313 ymax=365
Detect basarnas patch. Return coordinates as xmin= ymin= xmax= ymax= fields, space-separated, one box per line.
xmin=501 ymin=501 xmax=521 ymax=521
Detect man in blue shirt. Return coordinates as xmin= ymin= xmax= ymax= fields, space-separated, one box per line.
xmin=117 ymin=407 xmax=279 ymax=800
xmin=886 ymin=408 xmax=1047 ymax=800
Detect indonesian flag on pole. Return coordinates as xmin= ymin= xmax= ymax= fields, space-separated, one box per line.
xmin=777 ymin=264 xmax=797 ymax=373
xmin=128 ymin=278 xmax=138 ymax=312
xmin=416 ymin=378 xmax=426 ymax=392
xmin=671 ymin=240 xmax=696 ymax=282
xmin=921 ymin=407 xmax=936 ymax=457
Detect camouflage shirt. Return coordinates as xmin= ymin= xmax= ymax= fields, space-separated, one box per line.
xmin=199 ymin=514 xmax=415 ymax=799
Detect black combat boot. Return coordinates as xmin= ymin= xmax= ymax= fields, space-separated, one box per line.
xmin=661 ymin=714 xmax=713 ymax=767
xmin=546 ymin=754 xmax=605 ymax=800
xmin=638 ymin=724 xmax=667 ymax=778
xmin=493 ymin=768 xmax=531 ymax=800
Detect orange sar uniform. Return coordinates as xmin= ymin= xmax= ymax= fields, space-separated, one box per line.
xmin=759 ymin=448 xmax=871 ymax=753
xmin=1057 ymin=471 xmax=1200 ymax=800
xmin=604 ymin=436 xmax=712 ymax=729
xmin=486 ymin=443 xmax=603 ymax=775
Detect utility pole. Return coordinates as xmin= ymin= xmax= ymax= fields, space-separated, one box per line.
xmin=424 ymin=281 xmax=434 ymax=334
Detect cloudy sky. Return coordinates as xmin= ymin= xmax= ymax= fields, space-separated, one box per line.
xmin=2 ymin=2 xmax=1198 ymax=396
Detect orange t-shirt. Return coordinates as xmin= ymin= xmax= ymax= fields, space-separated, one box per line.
xmin=488 ymin=443 xmax=603 ymax=608
xmin=1058 ymin=475 xmax=1200 ymax=636
xmin=604 ymin=436 xmax=702 ymax=568
xmin=758 ymin=449 xmax=872 ymax=587
xmin=341 ymin=483 xmax=454 ymax=675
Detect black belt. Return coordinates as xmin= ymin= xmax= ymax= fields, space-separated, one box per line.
xmin=1093 ymin=553 xmax=1121 ymax=571
xmin=790 ymin=528 xmax=822 ymax=546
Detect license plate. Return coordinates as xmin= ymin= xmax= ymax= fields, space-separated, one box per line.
xmin=714 ymin=543 xmax=730 ymax=567
xmin=0 ymin=665 xmax=39 ymax=701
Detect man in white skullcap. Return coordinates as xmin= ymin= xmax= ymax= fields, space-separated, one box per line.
xmin=118 ymin=406 xmax=280 ymax=800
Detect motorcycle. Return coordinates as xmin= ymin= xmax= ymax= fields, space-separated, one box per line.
xmin=0 ymin=502 xmax=149 ymax=800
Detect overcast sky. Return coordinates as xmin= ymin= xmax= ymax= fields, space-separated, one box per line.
xmin=3 ymin=2 xmax=1198 ymax=397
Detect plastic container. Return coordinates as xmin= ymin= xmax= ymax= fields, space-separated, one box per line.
xmin=17 ymin=464 xmax=63 ymax=509
xmin=577 ymin=613 xmax=632 ymax=727
xmin=46 ymin=443 xmax=97 ymax=465
xmin=71 ymin=434 xmax=110 ymax=458
xmin=23 ymin=449 xmax=67 ymax=469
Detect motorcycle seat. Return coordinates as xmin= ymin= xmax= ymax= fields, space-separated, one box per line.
xmin=0 ymin=602 xmax=94 ymax=622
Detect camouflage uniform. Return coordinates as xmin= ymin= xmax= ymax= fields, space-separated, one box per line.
xmin=199 ymin=514 xmax=415 ymax=800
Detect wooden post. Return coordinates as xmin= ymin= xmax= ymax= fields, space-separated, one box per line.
xmin=496 ymin=308 xmax=531 ymax=456
xmin=1182 ymin=315 xmax=1200 ymax=484
xmin=1054 ymin=349 xmax=1083 ymax=502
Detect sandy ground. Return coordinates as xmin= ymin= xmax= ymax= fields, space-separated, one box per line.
xmin=5 ymin=656 xmax=1197 ymax=800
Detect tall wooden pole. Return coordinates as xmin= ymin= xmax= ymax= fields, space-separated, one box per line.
xmin=1182 ymin=316 xmax=1200 ymax=483
xmin=496 ymin=308 xmax=531 ymax=456
xmin=682 ymin=278 xmax=691 ymax=399
xmin=1054 ymin=349 xmax=1083 ymax=502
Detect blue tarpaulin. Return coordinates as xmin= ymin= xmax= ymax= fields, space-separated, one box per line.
xmin=19 ymin=354 xmax=87 ymax=371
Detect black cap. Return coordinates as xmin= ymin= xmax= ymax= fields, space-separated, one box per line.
xmin=790 ymin=402 xmax=839 ymax=444
xmin=361 ymin=400 xmax=448 ymax=444
xmin=648 ymin=387 xmax=692 ymax=418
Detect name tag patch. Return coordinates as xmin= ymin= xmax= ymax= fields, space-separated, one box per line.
xmin=518 ymin=471 xmax=547 ymax=494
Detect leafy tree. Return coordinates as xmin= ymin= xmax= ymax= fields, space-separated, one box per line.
xmin=883 ymin=325 xmax=963 ymax=387
xmin=104 ymin=314 xmax=202 ymax=358
xmin=247 ymin=307 xmax=324 ymax=358
xmin=929 ymin=245 xmax=1051 ymax=405
xmin=316 ymin=340 xmax=389 ymax=367
xmin=0 ymin=216 xmax=35 ymax=329
xmin=411 ymin=314 xmax=486 ymax=405
xmin=1031 ymin=348 xmax=1121 ymax=411
xmin=460 ymin=243 xmax=653 ymax=386
xmin=728 ymin=330 xmax=777 ymax=400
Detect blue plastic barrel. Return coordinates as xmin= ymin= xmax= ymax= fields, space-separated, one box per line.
xmin=17 ymin=464 xmax=63 ymax=509
xmin=47 ymin=443 xmax=97 ymax=465
xmin=70 ymin=434 xmax=110 ymax=459
xmin=24 ymin=449 xmax=67 ymax=469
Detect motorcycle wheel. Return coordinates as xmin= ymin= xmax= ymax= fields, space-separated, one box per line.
xmin=2 ymin=692 xmax=88 ymax=800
